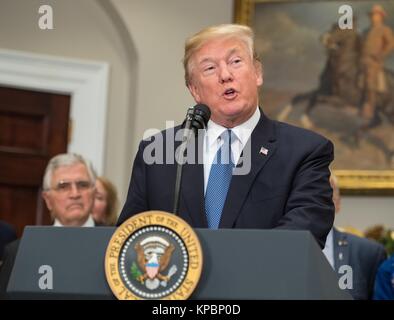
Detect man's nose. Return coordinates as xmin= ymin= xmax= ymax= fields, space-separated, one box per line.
xmin=69 ymin=183 xmax=81 ymax=198
xmin=219 ymin=63 xmax=233 ymax=83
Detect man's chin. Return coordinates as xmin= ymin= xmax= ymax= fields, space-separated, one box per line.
xmin=214 ymin=106 xmax=248 ymax=124
xmin=63 ymin=210 xmax=89 ymax=225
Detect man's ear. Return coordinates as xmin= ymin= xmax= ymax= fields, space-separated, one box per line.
xmin=42 ymin=191 xmax=52 ymax=211
xmin=254 ymin=60 xmax=263 ymax=87
xmin=187 ymin=81 xmax=201 ymax=103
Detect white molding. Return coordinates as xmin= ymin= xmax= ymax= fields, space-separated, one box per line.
xmin=0 ymin=49 xmax=109 ymax=174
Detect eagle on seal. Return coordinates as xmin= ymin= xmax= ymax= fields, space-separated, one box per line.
xmin=135 ymin=241 xmax=175 ymax=283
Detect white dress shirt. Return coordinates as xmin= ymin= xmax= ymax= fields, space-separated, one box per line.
xmin=53 ymin=214 xmax=95 ymax=227
xmin=322 ymin=228 xmax=335 ymax=269
xmin=203 ymin=107 xmax=260 ymax=194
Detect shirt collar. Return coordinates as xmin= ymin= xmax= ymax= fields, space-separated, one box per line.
xmin=53 ymin=214 xmax=95 ymax=227
xmin=324 ymin=228 xmax=334 ymax=249
xmin=205 ymin=107 xmax=260 ymax=148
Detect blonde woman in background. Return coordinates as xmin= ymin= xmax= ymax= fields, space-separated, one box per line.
xmin=92 ymin=177 xmax=119 ymax=226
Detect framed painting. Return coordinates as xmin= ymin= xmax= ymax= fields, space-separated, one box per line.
xmin=234 ymin=0 xmax=394 ymax=194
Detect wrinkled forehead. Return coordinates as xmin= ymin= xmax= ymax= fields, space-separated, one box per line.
xmin=51 ymin=163 xmax=90 ymax=183
xmin=192 ymin=36 xmax=251 ymax=65
xmin=95 ymin=179 xmax=105 ymax=191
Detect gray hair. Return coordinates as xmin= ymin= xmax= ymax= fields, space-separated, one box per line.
xmin=42 ymin=153 xmax=97 ymax=190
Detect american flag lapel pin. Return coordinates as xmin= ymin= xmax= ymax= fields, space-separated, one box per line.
xmin=259 ymin=146 xmax=269 ymax=156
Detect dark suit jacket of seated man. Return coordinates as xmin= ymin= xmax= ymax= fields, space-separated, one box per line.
xmin=324 ymin=176 xmax=387 ymax=300
xmin=328 ymin=228 xmax=386 ymax=300
xmin=0 ymin=221 xmax=17 ymax=262
xmin=117 ymin=24 xmax=335 ymax=249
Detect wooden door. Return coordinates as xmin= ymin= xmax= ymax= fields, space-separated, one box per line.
xmin=0 ymin=86 xmax=70 ymax=237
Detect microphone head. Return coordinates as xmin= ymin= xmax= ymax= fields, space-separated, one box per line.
xmin=193 ymin=104 xmax=211 ymax=129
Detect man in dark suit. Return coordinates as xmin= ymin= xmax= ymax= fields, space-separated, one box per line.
xmin=118 ymin=24 xmax=335 ymax=249
xmin=323 ymin=175 xmax=386 ymax=299
xmin=332 ymin=229 xmax=386 ymax=300
xmin=0 ymin=221 xmax=17 ymax=263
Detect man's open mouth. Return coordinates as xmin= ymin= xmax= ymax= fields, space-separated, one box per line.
xmin=223 ymin=88 xmax=237 ymax=99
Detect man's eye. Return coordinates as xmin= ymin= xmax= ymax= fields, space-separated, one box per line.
xmin=204 ymin=66 xmax=215 ymax=72
xmin=58 ymin=183 xmax=69 ymax=190
xmin=232 ymin=58 xmax=242 ymax=64
xmin=77 ymin=181 xmax=91 ymax=189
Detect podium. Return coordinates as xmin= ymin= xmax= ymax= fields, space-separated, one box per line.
xmin=6 ymin=226 xmax=351 ymax=299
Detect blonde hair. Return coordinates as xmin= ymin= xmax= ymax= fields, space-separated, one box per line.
xmin=183 ymin=24 xmax=260 ymax=86
xmin=96 ymin=176 xmax=119 ymax=226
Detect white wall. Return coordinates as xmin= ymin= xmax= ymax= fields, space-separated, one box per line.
xmin=335 ymin=196 xmax=394 ymax=231
xmin=0 ymin=0 xmax=136 ymax=202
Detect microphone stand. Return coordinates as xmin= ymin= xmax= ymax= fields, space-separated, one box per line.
xmin=172 ymin=104 xmax=210 ymax=216
xmin=173 ymin=109 xmax=194 ymax=216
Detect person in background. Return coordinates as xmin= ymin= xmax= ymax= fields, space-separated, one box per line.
xmin=0 ymin=153 xmax=98 ymax=298
xmin=41 ymin=153 xmax=97 ymax=227
xmin=323 ymin=174 xmax=386 ymax=299
xmin=374 ymin=254 xmax=394 ymax=300
xmin=92 ymin=176 xmax=119 ymax=226
xmin=0 ymin=221 xmax=17 ymax=266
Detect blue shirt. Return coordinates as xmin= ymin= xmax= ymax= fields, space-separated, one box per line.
xmin=374 ymin=255 xmax=394 ymax=300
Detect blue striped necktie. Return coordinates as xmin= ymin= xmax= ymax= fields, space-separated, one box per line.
xmin=205 ymin=129 xmax=235 ymax=229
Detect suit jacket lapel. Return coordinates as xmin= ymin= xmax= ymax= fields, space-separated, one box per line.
xmin=219 ymin=112 xmax=277 ymax=228
xmin=333 ymin=228 xmax=349 ymax=272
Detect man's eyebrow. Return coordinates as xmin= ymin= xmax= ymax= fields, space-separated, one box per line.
xmin=226 ymin=48 xmax=240 ymax=58
xmin=198 ymin=47 xmax=242 ymax=66
xmin=198 ymin=57 xmax=214 ymax=65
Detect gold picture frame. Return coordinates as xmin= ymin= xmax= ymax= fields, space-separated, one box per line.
xmin=234 ymin=0 xmax=394 ymax=195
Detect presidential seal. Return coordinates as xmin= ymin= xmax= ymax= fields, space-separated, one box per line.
xmin=105 ymin=211 xmax=203 ymax=300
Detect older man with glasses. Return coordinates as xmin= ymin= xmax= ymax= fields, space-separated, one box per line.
xmin=0 ymin=153 xmax=98 ymax=298
xmin=42 ymin=153 xmax=97 ymax=227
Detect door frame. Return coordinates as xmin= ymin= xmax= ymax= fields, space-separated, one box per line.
xmin=0 ymin=48 xmax=109 ymax=173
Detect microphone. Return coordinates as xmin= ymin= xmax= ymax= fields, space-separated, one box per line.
xmin=173 ymin=104 xmax=211 ymax=215
xmin=182 ymin=104 xmax=211 ymax=137
xmin=191 ymin=104 xmax=211 ymax=131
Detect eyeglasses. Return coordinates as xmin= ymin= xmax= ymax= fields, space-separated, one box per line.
xmin=50 ymin=180 xmax=93 ymax=193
